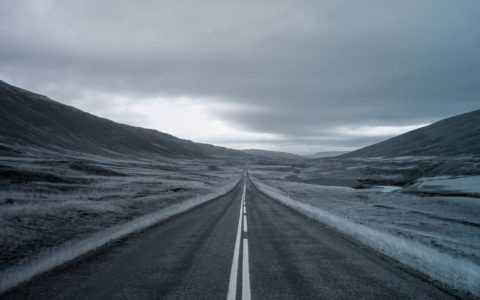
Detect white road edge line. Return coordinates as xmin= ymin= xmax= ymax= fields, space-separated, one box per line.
xmin=227 ymin=178 xmax=246 ymax=300
xmin=242 ymin=238 xmax=252 ymax=300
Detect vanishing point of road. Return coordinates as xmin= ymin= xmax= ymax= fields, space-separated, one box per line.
xmin=3 ymin=172 xmax=455 ymax=299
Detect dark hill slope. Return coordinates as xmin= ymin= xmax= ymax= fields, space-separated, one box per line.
xmin=342 ymin=109 xmax=480 ymax=158
xmin=0 ymin=80 xmax=244 ymax=159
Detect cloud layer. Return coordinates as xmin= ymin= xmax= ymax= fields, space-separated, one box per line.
xmin=1 ymin=0 xmax=479 ymax=154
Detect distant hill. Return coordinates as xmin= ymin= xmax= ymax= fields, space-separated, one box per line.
xmin=305 ymin=151 xmax=347 ymax=158
xmin=0 ymin=80 xmax=245 ymax=159
xmin=342 ymin=109 xmax=480 ymax=158
xmin=242 ymin=149 xmax=305 ymax=159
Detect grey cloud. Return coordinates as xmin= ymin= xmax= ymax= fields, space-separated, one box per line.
xmin=1 ymin=0 xmax=479 ymax=152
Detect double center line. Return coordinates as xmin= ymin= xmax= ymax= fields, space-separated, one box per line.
xmin=227 ymin=173 xmax=251 ymax=300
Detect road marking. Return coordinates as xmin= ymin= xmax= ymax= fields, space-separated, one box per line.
xmin=242 ymin=238 xmax=251 ymax=300
xmin=243 ymin=205 xmax=246 ymax=214
xmin=243 ymin=182 xmax=246 ymax=200
xmin=243 ymin=215 xmax=248 ymax=233
xmin=227 ymin=179 xmax=246 ymax=300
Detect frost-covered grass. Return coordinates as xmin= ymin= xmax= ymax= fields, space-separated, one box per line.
xmin=0 ymin=150 xmax=242 ymax=286
xmin=250 ymin=155 xmax=480 ymax=189
xmin=406 ymin=175 xmax=480 ymax=196
xmin=251 ymin=177 xmax=480 ymax=297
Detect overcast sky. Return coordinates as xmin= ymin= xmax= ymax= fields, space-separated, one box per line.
xmin=1 ymin=0 xmax=479 ymax=154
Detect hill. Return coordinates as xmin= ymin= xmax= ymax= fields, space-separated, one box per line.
xmin=242 ymin=149 xmax=305 ymax=160
xmin=342 ymin=109 xmax=480 ymax=158
xmin=0 ymin=80 xmax=245 ymax=159
xmin=305 ymin=151 xmax=347 ymax=158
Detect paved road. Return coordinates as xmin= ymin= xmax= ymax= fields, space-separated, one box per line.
xmin=3 ymin=173 xmax=454 ymax=299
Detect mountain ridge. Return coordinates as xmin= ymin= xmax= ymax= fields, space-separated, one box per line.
xmin=306 ymin=151 xmax=348 ymax=158
xmin=0 ymin=80 xmax=246 ymax=159
xmin=242 ymin=149 xmax=305 ymax=159
xmin=341 ymin=109 xmax=480 ymax=158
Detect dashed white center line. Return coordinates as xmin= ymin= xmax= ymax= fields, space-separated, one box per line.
xmin=242 ymin=238 xmax=251 ymax=300
xmin=243 ymin=215 xmax=248 ymax=233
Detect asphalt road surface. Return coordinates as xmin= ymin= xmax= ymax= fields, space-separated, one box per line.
xmin=3 ymin=173 xmax=455 ymax=299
